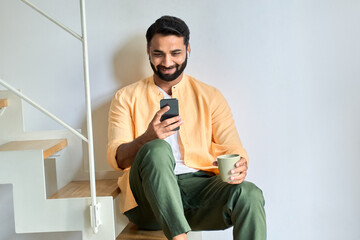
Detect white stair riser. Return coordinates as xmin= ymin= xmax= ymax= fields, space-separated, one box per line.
xmin=0 ymin=150 xmax=117 ymax=239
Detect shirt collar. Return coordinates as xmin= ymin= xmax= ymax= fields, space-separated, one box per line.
xmin=148 ymin=74 xmax=188 ymax=96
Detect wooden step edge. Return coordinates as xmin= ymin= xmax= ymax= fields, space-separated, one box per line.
xmin=43 ymin=138 xmax=68 ymax=159
xmin=0 ymin=98 xmax=8 ymax=108
xmin=49 ymin=179 xmax=120 ymax=199
xmin=0 ymin=139 xmax=68 ymax=159
xmin=117 ymin=222 xmax=167 ymax=240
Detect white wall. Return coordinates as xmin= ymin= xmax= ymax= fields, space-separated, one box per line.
xmin=1 ymin=0 xmax=360 ymax=239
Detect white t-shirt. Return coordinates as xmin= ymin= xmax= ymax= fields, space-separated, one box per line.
xmin=157 ymin=86 xmax=198 ymax=175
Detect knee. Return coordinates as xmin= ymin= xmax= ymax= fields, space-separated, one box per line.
xmin=232 ymin=181 xmax=265 ymax=208
xmin=136 ymin=139 xmax=174 ymax=168
xmin=141 ymin=139 xmax=171 ymax=152
xmin=229 ymin=182 xmax=266 ymax=234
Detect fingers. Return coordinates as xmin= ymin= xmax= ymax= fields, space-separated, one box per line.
xmin=235 ymin=157 xmax=247 ymax=168
xmin=227 ymin=157 xmax=248 ymax=184
xmin=154 ymin=106 xmax=170 ymax=122
xmin=164 ymin=118 xmax=183 ymax=132
xmin=228 ymin=170 xmax=247 ymax=184
xmin=159 ymin=120 xmax=183 ymax=138
xmin=151 ymin=114 xmax=183 ymax=139
xmin=146 ymin=108 xmax=183 ymax=140
xmin=161 ymin=115 xmax=182 ymax=128
xmin=230 ymin=163 xmax=248 ymax=175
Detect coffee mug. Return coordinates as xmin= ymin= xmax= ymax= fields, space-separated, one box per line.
xmin=217 ymin=154 xmax=241 ymax=182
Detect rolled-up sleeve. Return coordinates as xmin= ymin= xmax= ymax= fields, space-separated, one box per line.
xmin=107 ymin=89 xmax=134 ymax=171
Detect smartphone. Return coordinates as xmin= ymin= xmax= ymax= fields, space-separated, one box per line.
xmin=160 ymin=98 xmax=180 ymax=131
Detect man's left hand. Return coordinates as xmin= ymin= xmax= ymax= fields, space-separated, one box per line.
xmin=229 ymin=157 xmax=248 ymax=184
xmin=213 ymin=157 xmax=248 ymax=184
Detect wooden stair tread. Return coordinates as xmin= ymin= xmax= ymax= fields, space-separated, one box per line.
xmin=0 ymin=139 xmax=67 ymax=159
xmin=50 ymin=179 xmax=120 ymax=199
xmin=0 ymin=98 xmax=8 ymax=108
xmin=117 ymin=222 xmax=167 ymax=240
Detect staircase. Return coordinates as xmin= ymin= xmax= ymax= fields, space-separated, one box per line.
xmin=0 ymin=90 xmax=121 ymax=239
xmin=0 ymin=90 xmax=202 ymax=239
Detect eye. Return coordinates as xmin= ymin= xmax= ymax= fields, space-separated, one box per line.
xmin=152 ymin=52 xmax=163 ymax=57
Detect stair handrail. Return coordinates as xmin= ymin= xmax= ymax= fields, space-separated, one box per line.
xmin=0 ymin=0 xmax=101 ymax=234
xmin=0 ymin=79 xmax=88 ymax=142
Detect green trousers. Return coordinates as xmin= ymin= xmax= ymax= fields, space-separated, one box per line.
xmin=125 ymin=139 xmax=266 ymax=240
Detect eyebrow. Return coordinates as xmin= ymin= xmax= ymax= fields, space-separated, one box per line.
xmin=151 ymin=49 xmax=183 ymax=53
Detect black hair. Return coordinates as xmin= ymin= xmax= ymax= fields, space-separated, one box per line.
xmin=146 ymin=16 xmax=190 ymax=48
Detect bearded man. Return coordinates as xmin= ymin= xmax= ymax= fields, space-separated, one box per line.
xmin=107 ymin=16 xmax=266 ymax=240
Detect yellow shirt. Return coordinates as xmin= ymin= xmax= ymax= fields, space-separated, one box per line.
xmin=107 ymin=74 xmax=248 ymax=213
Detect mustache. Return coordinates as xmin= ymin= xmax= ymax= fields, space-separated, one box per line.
xmin=157 ymin=65 xmax=178 ymax=70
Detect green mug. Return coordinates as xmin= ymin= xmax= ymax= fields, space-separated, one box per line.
xmin=217 ymin=154 xmax=241 ymax=182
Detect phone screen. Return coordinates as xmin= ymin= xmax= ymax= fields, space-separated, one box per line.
xmin=160 ymin=98 xmax=180 ymax=131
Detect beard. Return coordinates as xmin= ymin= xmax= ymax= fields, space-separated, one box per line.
xmin=150 ymin=56 xmax=188 ymax=82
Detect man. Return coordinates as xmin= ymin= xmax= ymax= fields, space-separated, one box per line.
xmin=107 ymin=16 xmax=266 ymax=240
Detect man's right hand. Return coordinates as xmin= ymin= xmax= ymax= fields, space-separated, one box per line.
xmin=116 ymin=106 xmax=182 ymax=169
xmin=144 ymin=106 xmax=183 ymax=140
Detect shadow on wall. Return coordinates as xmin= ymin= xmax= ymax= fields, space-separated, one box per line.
xmin=82 ymin=35 xmax=152 ymax=174
xmin=113 ymin=34 xmax=152 ymax=88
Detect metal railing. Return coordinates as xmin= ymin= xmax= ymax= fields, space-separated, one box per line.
xmin=0 ymin=0 xmax=100 ymax=233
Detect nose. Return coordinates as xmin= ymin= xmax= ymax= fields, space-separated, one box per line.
xmin=161 ymin=54 xmax=173 ymax=67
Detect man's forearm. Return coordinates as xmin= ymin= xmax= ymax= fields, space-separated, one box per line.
xmin=116 ymin=133 xmax=152 ymax=169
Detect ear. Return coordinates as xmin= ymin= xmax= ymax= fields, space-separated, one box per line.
xmin=187 ymin=43 xmax=191 ymax=56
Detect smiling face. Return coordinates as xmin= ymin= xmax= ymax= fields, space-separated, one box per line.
xmin=148 ymin=34 xmax=190 ymax=83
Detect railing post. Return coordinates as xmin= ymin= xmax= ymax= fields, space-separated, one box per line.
xmin=79 ymin=0 xmax=101 ymax=233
